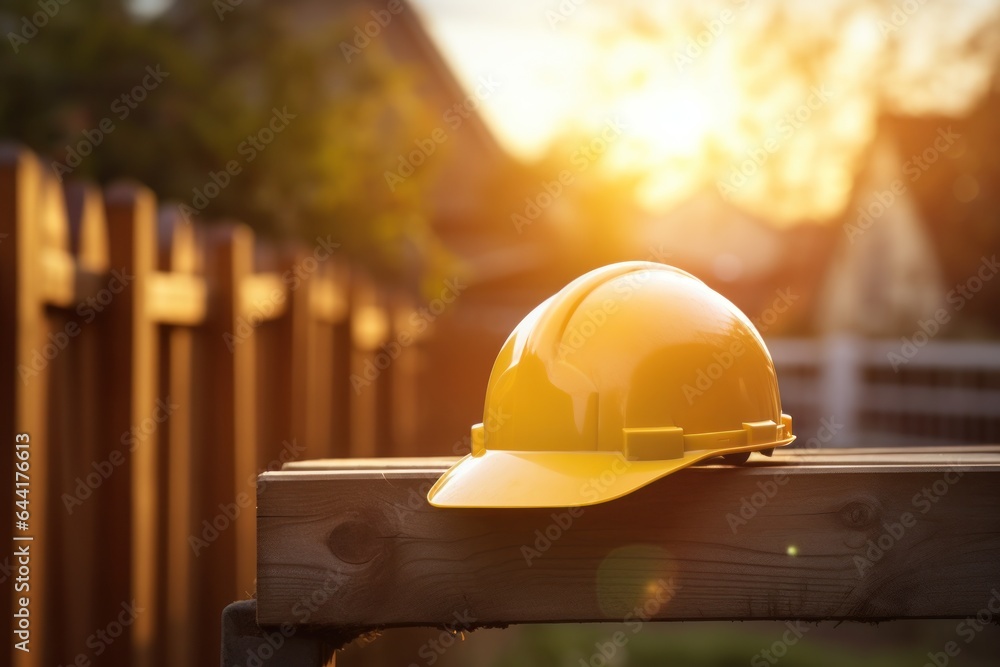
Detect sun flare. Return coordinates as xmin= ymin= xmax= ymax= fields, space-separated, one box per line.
xmin=619 ymin=82 xmax=717 ymax=159
xmin=415 ymin=0 xmax=1000 ymax=224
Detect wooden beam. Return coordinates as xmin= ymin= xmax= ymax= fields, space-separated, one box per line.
xmin=40 ymin=180 xmax=108 ymax=310
xmin=309 ymin=278 xmax=348 ymax=324
xmin=242 ymin=272 xmax=287 ymax=322
xmin=284 ymin=456 xmax=457 ymax=471
xmin=257 ymin=448 xmax=1000 ymax=641
xmin=146 ymin=272 xmax=207 ymax=325
xmin=280 ymin=447 xmax=1000 ymax=470
xmin=38 ymin=246 xmax=108 ymax=310
xmin=40 ymin=247 xmax=77 ymax=306
xmin=32 ymin=180 xmax=107 ymax=309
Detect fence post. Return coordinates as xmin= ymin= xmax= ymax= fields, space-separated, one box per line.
xmin=59 ymin=182 xmax=109 ymax=661
xmin=158 ymin=207 xmax=202 ymax=667
xmin=0 ymin=147 xmax=48 ymax=667
xmin=282 ymin=257 xmax=349 ymax=459
xmin=389 ymin=302 xmax=421 ymax=456
xmin=820 ymin=333 xmax=861 ymax=446
xmin=349 ymin=276 xmax=389 ymax=458
xmin=328 ymin=266 xmax=352 ymax=457
xmin=287 ymin=250 xmax=320 ymax=457
xmin=222 ymin=600 xmax=334 ymax=667
xmin=104 ymin=181 xmax=160 ymax=667
xmin=204 ymin=224 xmax=258 ymax=602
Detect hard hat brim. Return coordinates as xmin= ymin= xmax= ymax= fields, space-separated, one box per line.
xmin=426 ymin=438 xmax=793 ymax=508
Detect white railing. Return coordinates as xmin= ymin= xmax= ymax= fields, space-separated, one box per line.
xmin=769 ymin=337 xmax=1000 ymax=446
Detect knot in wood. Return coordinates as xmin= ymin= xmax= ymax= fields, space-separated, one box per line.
xmin=840 ymin=500 xmax=879 ymax=529
xmin=327 ymin=520 xmax=381 ymax=565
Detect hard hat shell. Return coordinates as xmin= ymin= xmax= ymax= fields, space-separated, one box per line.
xmin=427 ymin=261 xmax=794 ymax=508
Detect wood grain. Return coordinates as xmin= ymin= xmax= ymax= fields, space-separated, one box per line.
xmin=258 ymin=448 xmax=1000 ymax=641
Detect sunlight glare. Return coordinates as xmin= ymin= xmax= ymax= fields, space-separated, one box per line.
xmin=619 ymin=83 xmax=716 ymax=159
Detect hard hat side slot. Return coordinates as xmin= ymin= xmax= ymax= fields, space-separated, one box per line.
xmin=470 ymin=423 xmax=486 ymax=456
xmin=623 ymin=426 xmax=685 ymax=460
xmin=742 ymin=420 xmax=779 ymax=446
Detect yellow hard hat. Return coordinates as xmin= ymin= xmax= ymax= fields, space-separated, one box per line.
xmin=427 ymin=261 xmax=793 ymax=508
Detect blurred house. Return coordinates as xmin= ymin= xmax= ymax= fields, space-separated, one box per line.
xmin=817 ymin=137 xmax=946 ymax=336
xmin=632 ymin=193 xmax=832 ymax=337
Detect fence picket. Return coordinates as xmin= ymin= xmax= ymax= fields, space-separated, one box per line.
xmin=104 ymin=181 xmax=160 ymax=667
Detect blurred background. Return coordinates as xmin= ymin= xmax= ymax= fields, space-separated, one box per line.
xmin=2 ymin=0 xmax=999 ymax=665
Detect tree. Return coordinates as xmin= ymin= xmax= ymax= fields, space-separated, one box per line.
xmin=0 ymin=0 xmax=446 ymax=285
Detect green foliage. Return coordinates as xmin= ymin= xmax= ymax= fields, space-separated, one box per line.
xmin=487 ymin=623 xmax=959 ymax=667
xmin=0 ymin=0 xmax=444 ymax=284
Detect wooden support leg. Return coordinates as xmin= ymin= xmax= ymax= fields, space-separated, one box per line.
xmin=222 ymin=600 xmax=334 ymax=667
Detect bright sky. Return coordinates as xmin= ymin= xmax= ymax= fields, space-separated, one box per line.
xmin=409 ymin=0 xmax=1000 ymax=222
xmin=132 ymin=0 xmax=999 ymax=222
xmin=407 ymin=0 xmax=593 ymax=161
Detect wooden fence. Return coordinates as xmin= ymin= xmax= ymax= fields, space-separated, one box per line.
xmin=0 ymin=145 xmax=428 ymax=667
